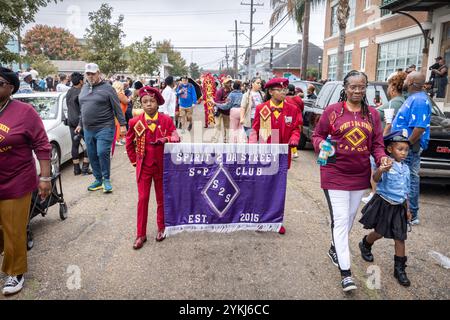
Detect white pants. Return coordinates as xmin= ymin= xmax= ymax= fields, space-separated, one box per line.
xmin=325 ymin=189 xmax=365 ymax=271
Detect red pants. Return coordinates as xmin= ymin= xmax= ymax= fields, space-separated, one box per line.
xmin=137 ymin=164 xmax=164 ymax=237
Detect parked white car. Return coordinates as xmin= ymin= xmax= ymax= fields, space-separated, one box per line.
xmin=13 ymin=92 xmax=85 ymax=175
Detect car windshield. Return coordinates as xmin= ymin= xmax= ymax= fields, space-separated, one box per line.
xmin=429 ymin=98 xmax=446 ymax=117
xmin=16 ymin=97 xmax=59 ymax=120
xmin=330 ymin=83 xmax=388 ymax=107
xmin=291 ymin=81 xmax=323 ymax=96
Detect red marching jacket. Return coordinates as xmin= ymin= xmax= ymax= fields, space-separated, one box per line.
xmin=249 ymin=100 xmax=301 ymax=168
xmin=126 ymin=112 xmax=180 ymax=181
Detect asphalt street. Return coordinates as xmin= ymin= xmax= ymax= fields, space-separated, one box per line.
xmin=2 ymin=104 xmax=449 ymax=300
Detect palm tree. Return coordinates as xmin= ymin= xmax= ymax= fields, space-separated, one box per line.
xmin=335 ymin=0 xmax=350 ymax=80
xmin=270 ymin=0 xmax=323 ymax=80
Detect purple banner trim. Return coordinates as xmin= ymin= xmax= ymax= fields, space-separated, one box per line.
xmin=163 ymin=143 xmax=288 ymax=236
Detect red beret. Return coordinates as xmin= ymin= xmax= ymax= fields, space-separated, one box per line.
xmin=139 ymin=86 xmax=165 ymax=105
xmin=265 ymin=78 xmax=289 ymax=89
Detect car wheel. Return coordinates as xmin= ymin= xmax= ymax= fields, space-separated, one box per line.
xmin=51 ymin=143 xmax=61 ymax=176
xmin=298 ymin=133 xmax=307 ymax=150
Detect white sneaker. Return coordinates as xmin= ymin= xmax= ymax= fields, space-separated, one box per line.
xmin=361 ymin=192 xmax=374 ymax=204
xmin=2 ymin=275 xmax=24 ymax=295
xmin=293 ymin=152 xmax=299 ymax=158
xmin=410 ymin=218 xmax=420 ymax=225
xmin=341 ymin=276 xmax=357 ymax=292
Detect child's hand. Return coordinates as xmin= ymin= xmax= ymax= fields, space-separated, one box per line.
xmin=406 ymin=210 xmax=412 ymax=222
xmin=379 ymin=162 xmax=392 ymax=172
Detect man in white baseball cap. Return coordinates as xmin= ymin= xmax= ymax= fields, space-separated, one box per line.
xmin=84 ymin=63 xmax=99 ymax=74
xmin=77 ymin=62 xmax=127 ymax=193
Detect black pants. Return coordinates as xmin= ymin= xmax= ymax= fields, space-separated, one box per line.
xmin=69 ymin=126 xmax=88 ymax=160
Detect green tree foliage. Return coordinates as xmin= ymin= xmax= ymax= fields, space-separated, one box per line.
xmin=0 ymin=0 xmax=60 ymax=64
xmin=23 ymin=25 xmax=81 ymax=60
xmin=126 ymin=36 xmax=160 ymax=76
xmin=82 ymin=3 xmax=126 ymax=76
xmin=24 ymin=54 xmax=58 ymax=76
xmin=155 ymin=40 xmax=188 ymax=76
xmin=189 ymin=62 xmax=201 ymax=80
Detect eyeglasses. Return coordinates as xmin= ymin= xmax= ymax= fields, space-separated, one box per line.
xmin=347 ymin=85 xmax=367 ymax=91
xmin=0 ymin=80 xmax=11 ymax=88
xmin=86 ymin=72 xmax=96 ymax=76
xmin=272 ymin=88 xmax=289 ymax=93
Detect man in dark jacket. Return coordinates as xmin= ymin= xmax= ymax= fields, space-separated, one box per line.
xmin=77 ymin=63 xmax=126 ymax=193
xmin=66 ymin=72 xmax=91 ymax=176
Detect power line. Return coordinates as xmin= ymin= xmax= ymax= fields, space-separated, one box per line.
xmin=252 ymin=12 xmax=289 ymax=46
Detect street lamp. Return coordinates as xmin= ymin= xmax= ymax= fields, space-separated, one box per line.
xmin=318 ymin=56 xmax=322 ymax=80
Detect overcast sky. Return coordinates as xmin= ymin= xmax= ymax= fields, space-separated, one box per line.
xmin=26 ymin=0 xmax=325 ymax=70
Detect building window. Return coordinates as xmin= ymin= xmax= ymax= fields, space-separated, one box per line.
xmin=360 ymin=47 xmax=367 ymax=72
xmin=380 ymin=9 xmax=391 ymax=17
xmin=327 ymin=51 xmax=352 ymax=80
xmin=376 ymin=35 xmax=424 ymax=81
xmin=328 ymin=54 xmax=337 ymax=80
xmin=347 ymin=0 xmax=356 ymax=31
xmin=331 ymin=5 xmax=338 ymax=36
xmin=331 ymin=0 xmax=355 ymax=35
xmin=344 ymin=50 xmax=353 ymax=74
xmin=365 ymin=0 xmax=371 ymax=9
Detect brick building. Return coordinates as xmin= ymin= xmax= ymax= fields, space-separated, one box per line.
xmin=322 ymin=0 xmax=429 ymax=81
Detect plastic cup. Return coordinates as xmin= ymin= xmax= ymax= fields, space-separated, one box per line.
xmin=384 ymin=108 xmax=395 ymax=124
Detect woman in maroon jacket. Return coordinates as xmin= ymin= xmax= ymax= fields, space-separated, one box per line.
xmin=0 ymin=67 xmax=51 ymax=295
xmin=312 ymin=70 xmax=390 ymax=292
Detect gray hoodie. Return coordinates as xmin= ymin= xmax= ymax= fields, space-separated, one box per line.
xmin=78 ymin=80 xmax=126 ymax=130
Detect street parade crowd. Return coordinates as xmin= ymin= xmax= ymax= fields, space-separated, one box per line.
xmin=0 ymin=58 xmax=437 ymax=295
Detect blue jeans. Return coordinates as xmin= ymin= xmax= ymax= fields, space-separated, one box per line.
xmin=84 ymin=127 xmax=115 ymax=181
xmin=404 ymin=149 xmax=421 ymax=220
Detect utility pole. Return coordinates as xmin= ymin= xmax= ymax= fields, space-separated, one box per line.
xmin=234 ymin=20 xmax=238 ymax=78
xmin=17 ymin=25 xmax=22 ymax=70
xmin=228 ymin=20 xmax=243 ymax=78
xmin=269 ymin=35 xmax=274 ymax=74
xmin=240 ymin=0 xmax=263 ymax=79
xmin=225 ymin=45 xmax=230 ymax=71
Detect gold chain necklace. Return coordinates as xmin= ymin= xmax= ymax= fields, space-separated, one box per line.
xmin=0 ymin=98 xmax=11 ymax=115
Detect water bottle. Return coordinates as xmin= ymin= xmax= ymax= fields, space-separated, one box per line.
xmin=429 ymin=251 xmax=450 ymax=269
xmin=317 ymin=135 xmax=332 ymax=166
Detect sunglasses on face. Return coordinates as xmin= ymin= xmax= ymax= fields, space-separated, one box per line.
xmin=0 ymin=80 xmax=11 ymax=88
xmin=86 ymin=72 xmax=96 ymax=76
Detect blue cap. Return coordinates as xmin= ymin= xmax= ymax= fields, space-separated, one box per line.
xmin=384 ymin=130 xmax=410 ymax=146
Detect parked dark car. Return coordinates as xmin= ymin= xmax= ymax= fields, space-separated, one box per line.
xmin=299 ymin=81 xmax=450 ymax=180
xmin=290 ymin=80 xmax=323 ymax=109
xmin=420 ymin=101 xmax=450 ymax=181
xmin=298 ymin=81 xmax=388 ymax=149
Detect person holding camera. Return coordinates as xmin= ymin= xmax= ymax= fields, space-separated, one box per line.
xmin=66 ymin=72 xmax=91 ymax=176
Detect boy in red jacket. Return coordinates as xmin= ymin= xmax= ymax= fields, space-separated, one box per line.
xmin=126 ymin=86 xmax=180 ymax=249
xmin=249 ymin=78 xmax=302 ymax=234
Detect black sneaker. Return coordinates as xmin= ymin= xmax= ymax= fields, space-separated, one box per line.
xmin=359 ymin=239 xmax=374 ymax=262
xmin=2 ymin=274 xmax=24 ymax=295
xmin=188 ymin=123 xmax=192 ymax=131
xmin=341 ymin=276 xmax=357 ymax=292
xmin=328 ymin=244 xmax=339 ymax=267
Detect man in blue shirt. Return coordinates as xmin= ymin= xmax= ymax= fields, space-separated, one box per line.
xmin=391 ymin=71 xmax=431 ymax=225
xmin=176 ymin=76 xmax=197 ymax=133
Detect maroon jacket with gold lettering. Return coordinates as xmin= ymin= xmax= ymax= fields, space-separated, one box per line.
xmin=249 ymin=100 xmax=301 ymax=168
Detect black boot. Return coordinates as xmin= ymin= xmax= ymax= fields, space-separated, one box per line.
xmin=81 ymin=162 xmax=92 ymax=175
xmin=73 ymin=163 xmax=81 ymax=176
xmin=394 ymin=255 xmax=411 ymax=287
xmin=359 ymin=236 xmax=374 ymax=262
